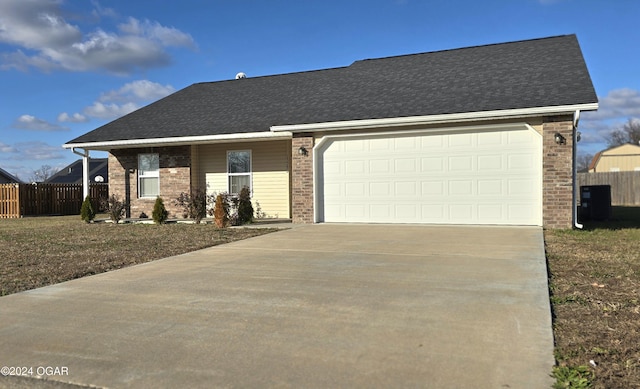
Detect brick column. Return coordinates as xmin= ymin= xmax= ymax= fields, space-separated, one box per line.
xmin=542 ymin=116 xmax=574 ymax=229
xmin=291 ymin=135 xmax=314 ymax=223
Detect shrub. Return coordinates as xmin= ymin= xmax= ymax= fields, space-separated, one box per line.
xmin=101 ymin=194 xmax=127 ymax=224
xmin=80 ymin=195 xmax=95 ymax=223
xmin=152 ymin=196 xmax=168 ymax=224
xmin=214 ymin=193 xmax=230 ymax=228
xmin=175 ymin=189 xmax=208 ymax=224
xmin=255 ymin=201 xmax=266 ymax=219
xmin=236 ymin=186 xmax=253 ymax=225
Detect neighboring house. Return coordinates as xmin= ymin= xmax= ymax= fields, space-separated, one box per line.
xmin=0 ymin=167 xmax=22 ymax=184
xmin=588 ymin=144 xmax=640 ymax=172
xmin=64 ymin=35 xmax=598 ymax=228
xmin=45 ymin=158 xmax=109 ymax=184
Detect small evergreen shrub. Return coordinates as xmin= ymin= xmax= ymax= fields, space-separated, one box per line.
xmin=152 ymin=196 xmax=168 ymax=224
xmin=80 ymin=195 xmax=95 ymax=223
xmin=101 ymin=194 xmax=127 ymax=224
xmin=214 ymin=193 xmax=230 ymax=228
xmin=236 ymin=186 xmax=253 ymax=225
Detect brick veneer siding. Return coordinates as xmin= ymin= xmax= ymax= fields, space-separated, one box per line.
xmin=542 ymin=116 xmax=575 ymax=229
xmin=291 ymin=135 xmax=314 ymax=223
xmin=108 ymin=146 xmax=191 ymax=218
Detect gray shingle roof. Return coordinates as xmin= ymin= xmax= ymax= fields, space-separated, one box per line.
xmin=45 ymin=158 xmax=108 ymax=184
xmin=67 ymin=34 xmax=597 ymax=145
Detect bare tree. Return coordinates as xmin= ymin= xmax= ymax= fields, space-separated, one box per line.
xmin=607 ymin=118 xmax=640 ymax=148
xmin=576 ymin=153 xmax=594 ymax=172
xmin=29 ymin=165 xmax=58 ymax=183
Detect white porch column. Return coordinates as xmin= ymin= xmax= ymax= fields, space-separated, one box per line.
xmin=72 ymin=148 xmax=90 ymax=199
xmin=82 ymin=152 xmax=89 ymax=199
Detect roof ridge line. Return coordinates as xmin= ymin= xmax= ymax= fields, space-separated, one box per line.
xmin=351 ymin=34 xmax=575 ymax=64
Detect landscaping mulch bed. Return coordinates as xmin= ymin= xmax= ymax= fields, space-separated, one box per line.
xmin=546 ymin=207 xmax=640 ymax=388
xmin=0 ymin=216 xmax=278 ymax=296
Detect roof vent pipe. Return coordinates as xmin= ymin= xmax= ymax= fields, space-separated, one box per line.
xmin=235 ymin=72 xmax=247 ymax=79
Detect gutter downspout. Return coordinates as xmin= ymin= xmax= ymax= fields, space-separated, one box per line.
xmin=72 ymin=148 xmax=90 ymax=199
xmin=572 ymin=110 xmax=583 ymax=229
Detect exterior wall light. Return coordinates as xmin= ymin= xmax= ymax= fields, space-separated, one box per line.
xmin=554 ymin=133 xmax=566 ymax=145
xmin=298 ymin=146 xmax=308 ymax=156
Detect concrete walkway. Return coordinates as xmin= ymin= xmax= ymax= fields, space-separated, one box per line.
xmin=0 ymin=224 xmax=554 ymax=388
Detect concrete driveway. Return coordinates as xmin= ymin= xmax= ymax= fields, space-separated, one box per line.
xmin=0 ymin=224 xmax=554 ymax=388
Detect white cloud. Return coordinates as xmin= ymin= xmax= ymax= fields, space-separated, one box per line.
xmin=57 ymin=112 xmax=88 ymax=123
xmin=83 ymin=101 xmax=138 ymax=119
xmin=20 ymin=142 xmax=66 ymax=161
xmin=13 ymin=114 xmax=70 ymax=131
xmin=0 ymin=0 xmax=82 ymax=49
xmin=118 ymin=18 xmax=197 ymax=49
xmin=0 ymin=0 xmax=196 ymax=75
xmin=91 ymin=0 xmax=117 ymax=19
xmin=99 ymin=80 xmax=175 ymax=103
xmin=0 ymin=141 xmax=18 ymax=153
xmin=78 ymin=79 xmax=174 ymax=120
xmin=7 ymin=141 xmax=66 ymax=161
xmin=577 ymin=88 xmax=640 ymax=151
xmin=581 ymin=88 xmax=640 ymax=121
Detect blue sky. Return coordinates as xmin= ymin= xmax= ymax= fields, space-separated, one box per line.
xmin=1 ymin=0 xmax=639 ymax=181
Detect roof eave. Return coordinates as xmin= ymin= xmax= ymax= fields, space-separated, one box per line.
xmin=63 ymin=131 xmax=293 ymax=151
xmin=271 ymin=103 xmax=599 ymax=133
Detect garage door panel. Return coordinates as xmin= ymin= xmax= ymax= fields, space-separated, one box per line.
xmin=508 ymin=153 xmax=535 ymax=170
xmin=450 ymin=204 xmax=474 ymax=220
xmin=449 ymin=180 xmax=473 ymax=196
xmin=477 ymin=131 xmax=503 ymax=146
xmin=370 ymin=182 xmax=391 ymax=196
xmin=345 ymin=204 xmax=366 ymax=218
xmin=370 ymin=159 xmax=390 ymax=173
xmin=421 ymin=157 xmax=444 ymax=171
xmin=422 ymin=181 xmax=445 ymax=195
xmin=449 ymin=156 xmax=473 ymax=171
xmin=449 ymin=133 xmax=473 ymax=147
xmin=319 ymin=127 xmax=541 ymax=225
xmin=370 ymin=138 xmax=391 ymax=151
xmin=422 ymin=204 xmax=445 ymax=220
xmin=345 ymin=182 xmax=365 ymax=196
xmin=478 ymin=180 xmax=503 ymax=195
xmin=370 ymin=204 xmax=391 ymax=219
xmin=394 ymin=159 xmax=417 ymax=172
xmin=478 ymin=155 xmax=503 ymax=170
xmin=395 ymin=137 xmax=418 ymax=150
xmin=345 ymin=160 xmax=365 ymax=174
xmin=421 ymin=136 xmax=444 ymax=149
xmin=508 ymin=179 xmax=536 ymax=195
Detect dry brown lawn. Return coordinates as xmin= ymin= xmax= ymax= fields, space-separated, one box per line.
xmin=0 ymin=215 xmax=278 ymax=296
xmin=546 ymin=207 xmax=640 ymax=388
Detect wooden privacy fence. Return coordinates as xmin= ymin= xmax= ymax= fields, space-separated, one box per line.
xmin=0 ymin=183 xmax=108 ymax=218
xmin=577 ymin=171 xmax=640 ymax=206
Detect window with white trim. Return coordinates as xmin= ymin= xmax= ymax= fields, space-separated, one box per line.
xmin=227 ymin=150 xmax=251 ymax=195
xmin=138 ymin=153 xmax=159 ymax=198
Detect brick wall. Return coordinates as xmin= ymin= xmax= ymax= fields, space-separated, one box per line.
xmin=108 ymin=146 xmax=191 ymax=218
xmin=291 ymin=135 xmax=314 ymax=223
xmin=542 ymin=116 xmax=575 ymax=229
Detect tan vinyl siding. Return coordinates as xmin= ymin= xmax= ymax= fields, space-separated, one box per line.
xmin=593 ymin=144 xmax=640 ymax=172
xmin=196 ymin=140 xmax=291 ymax=218
xmin=596 ymin=155 xmax=640 ymax=172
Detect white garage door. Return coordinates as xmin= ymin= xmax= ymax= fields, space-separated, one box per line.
xmin=316 ymin=126 xmax=542 ymax=225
